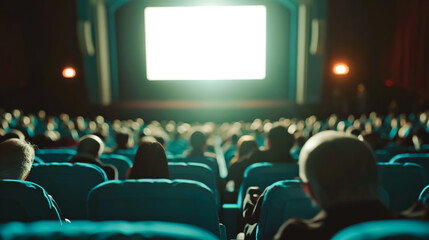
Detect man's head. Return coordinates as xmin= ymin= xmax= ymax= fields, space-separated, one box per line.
xmin=267 ymin=125 xmax=295 ymax=150
xmin=299 ymin=131 xmax=378 ymax=209
xmin=189 ymin=131 xmax=207 ymax=151
xmin=76 ymin=135 xmax=104 ymax=158
xmin=0 ymin=139 xmax=35 ymax=180
xmin=115 ymin=129 xmax=133 ymax=149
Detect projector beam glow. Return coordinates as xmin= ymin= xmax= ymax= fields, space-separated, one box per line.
xmin=145 ymin=6 xmax=266 ymax=80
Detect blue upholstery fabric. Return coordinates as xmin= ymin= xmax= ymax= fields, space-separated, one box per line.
xmin=35 ymin=149 xmax=76 ymax=163
xmin=419 ymin=185 xmax=429 ymax=206
xmin=33 ymin=156 xmax=44 ymax=164
xmin=331 ymin=220 xmax=429 ymax=240
xmin=88 ymin=179 xmax=221 ymax=236
xmin=170 ymin=156 xmax=220 ymax=180
xmin=237 ymin=162 xmax=299 ymax=208
xmin=256 ymin=180 xmax=320 ymax=240
xmin=168 ymin=162 xmax=219 ymax=207
xmin=0 ymin=180 xmax=62 ymax=223
xmin=115 ymin=149 xmax=137 ymax=162
xmin=26 ymin=163 xmax=107 ymax=220
xmin=100 ymin=154 xmax=132 ymax=180
xmin=377 ymin=163 xmax=429 ymax=211
xmin=375 ymin=149 xmax=392 ymax=162
xmin=0 ymin=221 xmax=220 ymax=240
xmin=391 ymin=153 xmax=429 ymax=174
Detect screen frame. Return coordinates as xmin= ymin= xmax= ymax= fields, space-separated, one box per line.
xmin=105 ymin=0 xmax=299 ymax=102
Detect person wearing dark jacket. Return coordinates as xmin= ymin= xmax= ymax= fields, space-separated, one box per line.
xmin=242 ymin=131 xmax=428 ymax=240
xmin=69 ymin=135 xmax=117 ymax=180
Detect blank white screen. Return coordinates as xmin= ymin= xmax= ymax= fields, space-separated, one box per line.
xmin=144 ymin=5 xmax=266 ymax=80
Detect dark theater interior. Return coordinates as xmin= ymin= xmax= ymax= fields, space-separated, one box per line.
xmin=1 ymin=0 xmax=429 ymax=239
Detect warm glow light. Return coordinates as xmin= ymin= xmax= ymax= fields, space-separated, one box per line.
xmin=145 ymin=6 xmax=266 ymax=80
xmin=62 ymin=67 xmax=76 ymax=78
xmin=385 ymin=79 xmax=393 ymax=87
xmin=333 ymin=63 xmax=350 ymax=75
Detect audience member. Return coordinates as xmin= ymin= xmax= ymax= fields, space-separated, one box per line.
xmin=69 ymin=135 xmax=118 ymax=180
xmin=249 ymin=125 xmax=295 ymax=164
xmin=0 ymin=139 xmax=34 ymax=180
xmin=128 ymin=141 xmax=170 ymax=179
xmin=230 ymin=126 xmax=295 ymax=188
xmin=273 ymin=131 xmax=390 ymax=239
xmin=223 ymin=133 xmax=240 ymax=165
xmin=184 ymin=130 xmax=217 ymax=159
xmin=240 ymin=131 xmax=389 ymax=240
xmin=0 ymin=129 xmax=26 ymax=143
xmin=0 ymin=138 xmax=65 ymax=221
xmin=114 ymin=129 xmax=134 ymax=151
xmin=224 ymin=135 xmax=258 ymax=198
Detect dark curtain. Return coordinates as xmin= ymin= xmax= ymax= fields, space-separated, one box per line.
xmin=391 ymin=0 xmax=429 ymax=98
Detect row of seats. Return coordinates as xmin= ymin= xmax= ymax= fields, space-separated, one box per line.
xmin=0 ymin=221 xmax=220 ymax=240
xmin=27 ymin=159 xmax=426 ymax=221
xmin=27 ymin=150 xmax=429 ymax=239
xmin=0 ymin=178 xmax=225 ymax=238
xmin=3 ymin=177 xmax=429 ymax=240
xmin=3 ymin=219 xmax=429 ymax=240
xmin=222 ymin=161 xmax=428 ymax=239
xmin=35 ymin=149 xmax=219 ymax=180
xmin=26 ymin=162 xmax=218 ymax=220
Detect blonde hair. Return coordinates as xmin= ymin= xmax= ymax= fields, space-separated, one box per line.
xmin=229 ymin=135 xmax=258 ymax=165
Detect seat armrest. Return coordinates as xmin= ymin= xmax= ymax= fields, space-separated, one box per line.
xmin=222 ymin=203 xmax=240 ymax=240
xmin=219 ymin=223 xmax=227 ymax=240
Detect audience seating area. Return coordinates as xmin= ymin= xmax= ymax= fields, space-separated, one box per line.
xmin=26 ymin=163 xmax=108 ymax=220
xmin=0 ymin=180 xmax=62 ymax=223
xmin=1 ymin=110 xmax=429 ymax=239
xmin=0 ymin=221 xmax=220 ymax=240
xmin=331 ymin=220 xmax=429 ymax=240
xmin=256 ymin=180 xmax=320 ymax=240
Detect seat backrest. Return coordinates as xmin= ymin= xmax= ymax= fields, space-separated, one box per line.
xmin=419 ymin=185 xmax=429 ymax=206
xmin=26 ymin=163 xmax=107 ymax=220
xmin=375 ymin=149 xmax=392 ymax=162
xmin=257 ymin=180 xmax=320 ymax=240
xmin=0 ymin=180 xmax=62 ymax=223
xmin=0 ymin=221 xmax=220 ymax=240
xmin=33 ymin=156 xmax=44 ymax=164
xmin=115 ymin=149 xmax=137 ymax=162
xmin=237 ymin=162 xmax=299 ymax=207
xmin=390 ymin=153 xmax=429 ymax=174
xmin=377 ymin=162 xmax=429 ymax=211
xmin=170 ymin=156 xmax=220 ymax=180
xmin=35 ymin=149 xmax=76 ymax=163
xmin=168 ymin=162 xmax=219 ymax=207
xmin=100 ymin=154 xmax=132 ymax=180
xmin=331 ymin=219 xmax=429 ymax=240
xmin=88 ymin=179 xmax=220 ymax=236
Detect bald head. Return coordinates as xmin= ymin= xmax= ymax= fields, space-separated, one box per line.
xmin=0 ymin=139 xmax=35 ymax=180
xmin=77 ymin=135 xmax=104 ymax=157
xmin=299 ymin=131 xmax=378 ymax=209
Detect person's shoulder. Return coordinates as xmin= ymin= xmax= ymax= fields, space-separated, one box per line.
xmin=204 ymin=152 xmax=217 ymax=160
xmin=274 ymin=218 xmax=310 ymax=240
xmin=249 ymin=149 xmax=267 ymax=161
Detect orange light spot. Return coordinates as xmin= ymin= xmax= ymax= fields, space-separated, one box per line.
xmin=333 ymin=63 xmax=350 ymax=75
xmin=62 ymin=67 xmax=76 ymax=78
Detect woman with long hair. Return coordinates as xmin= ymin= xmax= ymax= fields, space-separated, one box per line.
xmin=128 ymin=141 xmax=170 ymax=179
